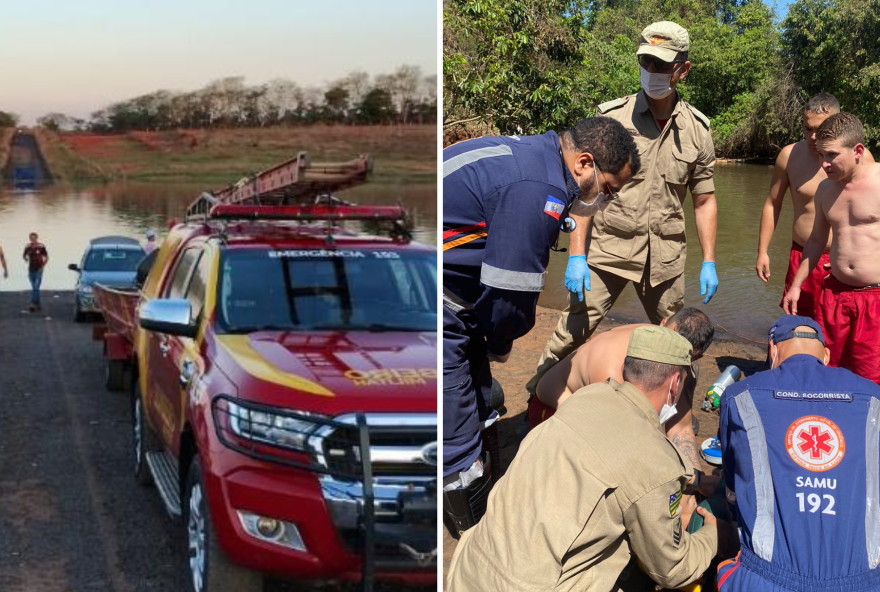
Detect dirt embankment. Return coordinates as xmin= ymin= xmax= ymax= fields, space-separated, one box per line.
xmin=442 ymin=305 xmax=769 ymax=588
xmin=36 ymin=125 xmax=437 ymax=185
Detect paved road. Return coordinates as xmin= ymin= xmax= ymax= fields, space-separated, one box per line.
xmin=0 ymin=291 xmax=185 ymax=591
xmin=0 ymin=291 xmax=433 ymax=592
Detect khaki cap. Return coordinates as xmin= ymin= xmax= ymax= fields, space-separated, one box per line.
xmin=627 ymin=326 xmax=694 ymax=377
xmin=636 ymin=21 xmax=689 ymax=62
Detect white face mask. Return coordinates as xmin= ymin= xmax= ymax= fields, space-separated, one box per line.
xmin=658 ymin=379 xmax=679 ymax=425
xmin=640 ymin=66 xmax=675 ymax=100
xmin=570 ymin=165 xmax=615 ymax=218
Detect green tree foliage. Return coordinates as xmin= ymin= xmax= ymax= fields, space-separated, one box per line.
xmin=445 ymin=0 xmax=880 ymax=157
xmin=784 ymin=0 xmax=880 ymax=145
xmin=359 ymin=88 xmax=397 ymax=124
xmin=0 ymin=111 xmax=19 ymax=128
xmin=444 ymin=0 xmax=593 ymax=134
xmin=54 ymin=67 xmax=436 ymax=134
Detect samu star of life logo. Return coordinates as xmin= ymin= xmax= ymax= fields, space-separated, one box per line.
xmin=786 ymin=415 xmax=846 ymax=472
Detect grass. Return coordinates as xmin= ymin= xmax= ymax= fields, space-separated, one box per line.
xmin=38 ymin=125 xmax=437 ymax=186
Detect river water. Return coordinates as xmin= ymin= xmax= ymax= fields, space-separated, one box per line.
xmin=540 ymin=162 xmax=794 ymax=343
xmin=0 ymin=181 xmax=437 ymax=291
xmin=1 ymin=164 xmax=792 ymax=342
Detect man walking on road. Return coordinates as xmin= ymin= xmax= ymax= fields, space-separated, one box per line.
xmin=23 ymin=232 xmax=48 ymax=312
xmin=783 ymin=113 xmax=880 ymax=383
xmin=526 ymin=21 xmax=718 ymax=401
xmin=756 ymin=94 xmax=873 ymax=319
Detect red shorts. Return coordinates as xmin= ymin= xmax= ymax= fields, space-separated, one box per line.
xmin=527 ymin=396 xmax=556 ymax=430
xmin=816 ymin=275 xmax=880 ymax=384
xmin=780 ymin=242 xmax=831 ymax=320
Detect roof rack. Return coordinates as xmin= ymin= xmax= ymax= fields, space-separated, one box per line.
xmin=183 ymin=152 xmax=412 ymax=239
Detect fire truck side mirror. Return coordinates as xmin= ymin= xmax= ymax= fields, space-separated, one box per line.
xmin=139 ymin=298 xmax=197 ymax=339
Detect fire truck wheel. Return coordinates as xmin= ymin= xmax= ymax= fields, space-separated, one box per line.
xmin=185 ymin=457 xmax=263 ymax=592
xmin=132 ymin=383 xmax=160 ymax=486
xmin=105 ymin=359 xmax=126 ymax=391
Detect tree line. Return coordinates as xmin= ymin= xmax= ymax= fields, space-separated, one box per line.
xmin=443 ymin=0 xmax=880 ymax=158
xmin=0 ymin=65 xmax=436 ymax=133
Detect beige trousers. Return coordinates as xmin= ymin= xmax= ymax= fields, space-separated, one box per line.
xmin=525 ymin=265 xmax=685 ymax=397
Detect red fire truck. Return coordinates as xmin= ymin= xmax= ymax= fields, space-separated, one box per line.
xmin=97 ymin=153 xmax=437 ymax=591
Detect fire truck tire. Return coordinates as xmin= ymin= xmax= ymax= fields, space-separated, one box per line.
xmin=185 ymin=458 xmax=263 ymax=592
xmin=132 ymin=383 xmax=160 ymax=486
xmin=105 ymin=359 xmax=126 ymax=391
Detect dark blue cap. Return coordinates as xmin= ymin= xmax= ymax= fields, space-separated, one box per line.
xmin=769 ymin=315 xmax=825 ymax=345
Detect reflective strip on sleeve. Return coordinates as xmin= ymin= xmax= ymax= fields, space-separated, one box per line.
xmin=442 ymin=230 xmax=488 ymax=251
xmin=866 ymin=398 xmax=880 ymax=568
xmin=443 ymin=145 xmax=513 ymax=178
xmin=443 ymin=221 xmax=486 ymax=240
xmin=735 ymin=390 xmax=775 ymax=562
xmin=480 ymin=262 xmax=545 ymax=291
xmin=442 ymin=293 xmax=464 ymax=313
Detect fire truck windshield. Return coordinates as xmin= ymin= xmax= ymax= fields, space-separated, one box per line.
xmin=217 ymin=248 xmax=436 ymax=333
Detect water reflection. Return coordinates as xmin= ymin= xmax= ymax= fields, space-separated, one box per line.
xmin=0 ymin=181 xmax=437 ymax=292
xmin=540 ymin=162 xmax=793 ymax=343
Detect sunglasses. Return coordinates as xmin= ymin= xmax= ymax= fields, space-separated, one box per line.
xmin=638 ymin=55 xmax=685 ymax=74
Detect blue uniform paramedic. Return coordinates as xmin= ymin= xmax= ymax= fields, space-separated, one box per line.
xmin=717 ymin=315 xmax=880 ymax=591
xmin=442 ymin=117 xmax=640 ymax=533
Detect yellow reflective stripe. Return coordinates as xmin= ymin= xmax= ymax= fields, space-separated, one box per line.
xmin=442 ymin=230 xmax=488 ymax=251
xmin=216 ymin=335 xmax=334 ymax=397
xmin=196 ymin=244 xmax=219 ymax=347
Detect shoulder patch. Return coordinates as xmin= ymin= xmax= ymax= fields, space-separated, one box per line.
xmin=543 ymin=195 xmax=565 ymax=220
xmin=685 ymin=102 xmax=711 ymax=129
xmin=669 ymin=490 xmax=682 ymax=516
xmin=597 ymin=96 xmax=629 ymax=114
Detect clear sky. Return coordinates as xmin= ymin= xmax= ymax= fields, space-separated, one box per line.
xmin=765 ymin=0 xmax=794 ymax=19
xmin=0 ymin=0 xmax=437 ymax=125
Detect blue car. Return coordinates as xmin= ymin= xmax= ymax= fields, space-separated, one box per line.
xmin=69 ymin=236 xmax=146 ymax=322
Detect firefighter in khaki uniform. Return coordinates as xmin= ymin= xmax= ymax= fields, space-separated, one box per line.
xmin=448 ymin=327 xmax=720 ymax=592
xmin=526 ymin=22 xmax=718 ymax=476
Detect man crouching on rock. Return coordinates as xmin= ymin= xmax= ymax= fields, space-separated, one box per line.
xmin=447 ymin=327 xmax=726 ymax=592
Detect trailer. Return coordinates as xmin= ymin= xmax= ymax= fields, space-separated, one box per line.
xmin=92 ymin=284 xmax=139 ymax=390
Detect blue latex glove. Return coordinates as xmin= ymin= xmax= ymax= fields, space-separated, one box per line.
xmin=564 ymin=255 xmax=590 ymax=302
xmin=700 ymin=261 xmax=718 ymax=304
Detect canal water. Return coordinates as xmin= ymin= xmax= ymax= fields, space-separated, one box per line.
xmin=0 ymin=181 xmax=437 ymax=291
xmin=540 ymin=161 xmax=794 ymax=343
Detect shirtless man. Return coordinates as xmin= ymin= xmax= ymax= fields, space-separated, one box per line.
xmin=756 ymin=94 xmax=874 ymax=319
xmin=783 ymin=112 xmax=880 ymax=383
xmin=529 ymin=307 xmax=714 ymax=472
